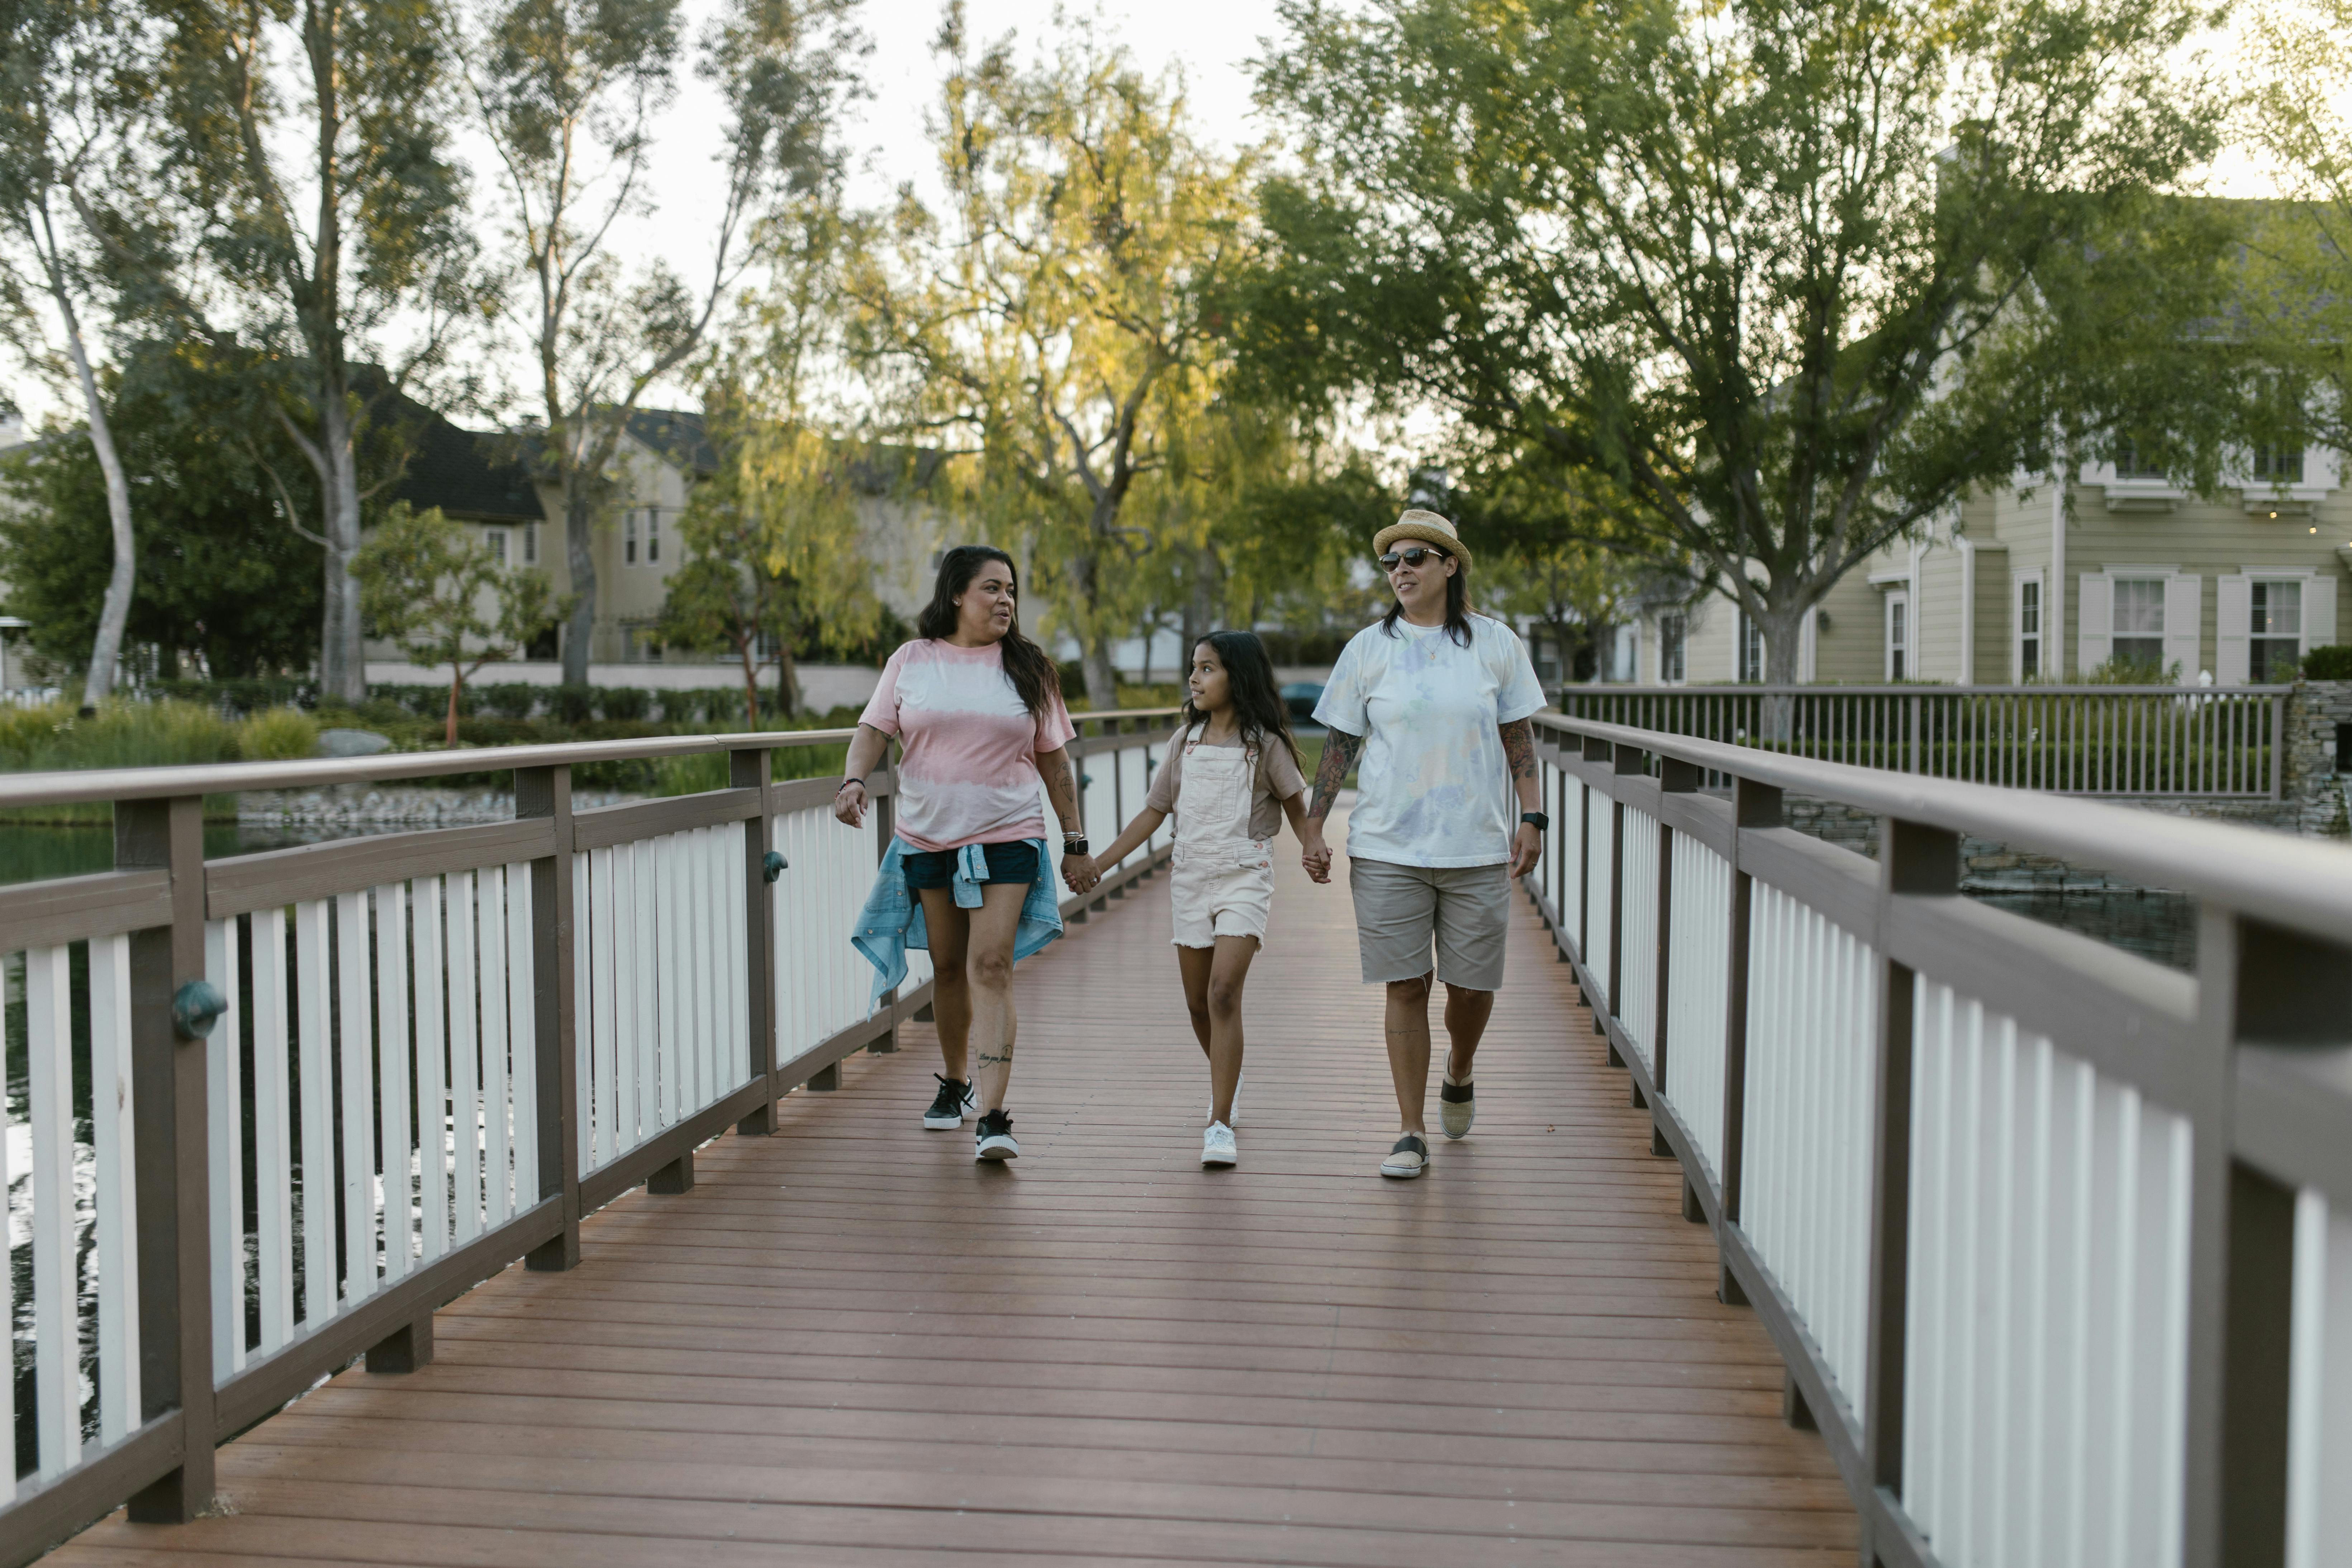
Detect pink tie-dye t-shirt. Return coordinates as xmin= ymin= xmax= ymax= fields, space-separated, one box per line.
xmin=857 ymin=639 xmax=1078 ymax=852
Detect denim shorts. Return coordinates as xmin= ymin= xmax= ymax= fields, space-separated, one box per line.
xmin=902 ymin=839 xmax=1042 ymax=892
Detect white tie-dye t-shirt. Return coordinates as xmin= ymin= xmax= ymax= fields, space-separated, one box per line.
xmin=1313 ymin=613 xmax=1547 ymax=868
xmin=857 ymin=639 xmax=1077 ymax=852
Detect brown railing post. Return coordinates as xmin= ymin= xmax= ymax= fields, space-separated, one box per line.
xmin=1858 ymin=817 xmax=1956 ymax=1565
xmin=115 ymin=796 xmax=214 ymax=1522
xmin=871 ymin=764 xmax=900 ymax=1053
xmin=517 ymin=765 xmax=581 ymax=1272
xmin=2197 ymin=914 xmax=2347 ymax=1567
xmin=1718 ymin=775 xmax=1779 ymax=1306
xmin=1609 ymin=743 xmax=1642 ymax=1102
xmin=734 ymin=746 xmax=780 ymax=1132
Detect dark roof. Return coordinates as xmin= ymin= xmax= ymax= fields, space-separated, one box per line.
xmin=625 ymin=408 xmax=719 ymax=476
xmin=389 ymin=409 xmax=541 ymax=524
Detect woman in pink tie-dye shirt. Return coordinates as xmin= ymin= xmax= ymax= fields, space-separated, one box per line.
xmin=834 ymin=546 xmax=1097 ymax=1161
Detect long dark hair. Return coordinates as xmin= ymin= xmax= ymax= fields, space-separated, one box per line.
xmin=916 ymin=545 xmax=1062 ymax=716
xmin=1379 ymin=551 xmax=1474 ymax=647
xmin=1182 ymin=630 xmax=1302 ymax=772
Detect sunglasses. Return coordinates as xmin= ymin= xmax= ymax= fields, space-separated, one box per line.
xmin=1379 ymin=546 xmax=1451 ymax=571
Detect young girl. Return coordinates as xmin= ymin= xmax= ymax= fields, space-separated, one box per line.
xmin=1087 ymin=631 xmax=1323 ymax=1167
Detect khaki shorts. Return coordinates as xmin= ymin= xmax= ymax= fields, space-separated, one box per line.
xmin=1348 ymin=857 xmax=1510 ymax=991
xmin=1169 ymin=842 xmax=1275 ymax=947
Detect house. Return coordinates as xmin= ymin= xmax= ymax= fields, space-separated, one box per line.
xmin=1611 ymin=446 xmax=2352 ymax=685
xmin=379 ymin=407 xmax=944 ymax=680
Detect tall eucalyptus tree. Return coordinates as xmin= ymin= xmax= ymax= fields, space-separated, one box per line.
xmin=155 ymin=0 xmax=483 ymax=702
xmin=466 ymin=0 xmax=865 ymax=684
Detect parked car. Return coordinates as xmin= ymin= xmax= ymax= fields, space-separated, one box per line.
xmin=1280 ymin=681 xmax=1325 ymax=721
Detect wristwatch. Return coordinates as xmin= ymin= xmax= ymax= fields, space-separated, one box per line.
xmin=1520 ymin=811 xmax=1550 ymax=832
xmin=1061 ymin=837 xmax=1089 ymax=856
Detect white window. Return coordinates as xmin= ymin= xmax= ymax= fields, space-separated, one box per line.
xmin=1738 ymin=612 xmax=1764 ymax=683
xmin=1659 ymin=612 xmax=1686 ymax=684
xmin=484 ymin=528 xmax=508 ymax=565
xmin=646 ymin=509 xmax=661 ymax=564
xmin=623 ymin=511 xmax=638 ymax=565
xmin=2111 ymin=578 xmax=2166 ymax=671
xmin=1886 ymin=591 xmax=1909 ymax=681
xmin=2016 ymin=575 xmax=2042 ymax=680
xmin=1608 ymin=623 xmax=1636 ymax=682
xmin=2251 ymin=580 xmax=2304 ymax=683
xmin=2251 ymin=445 xmax=2305 ymax=485
xmin=522 ymin=522 xmax=538 ymax=565
xmin=2113 ymin=438 xmax=2165 ymax=480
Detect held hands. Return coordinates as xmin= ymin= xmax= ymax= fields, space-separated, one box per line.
xmin=1061 ymin=851 xmax=1100 ymax=896
xmin=1299 ymin=825 xmax=1333 ymax=884
xmin=1510 ymin=821 xmax=1543 ymax=878
xmin=832 ymin=779 xmax=868 ymax=828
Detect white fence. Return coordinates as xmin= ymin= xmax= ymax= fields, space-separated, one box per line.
xmin=1531 ymin=716 xmax=2352 ymax=1568
xmin=0 ymin=710 xmax=1179 ymax=1563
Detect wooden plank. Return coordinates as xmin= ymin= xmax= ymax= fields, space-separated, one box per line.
xmin=0 ymin=869 xmax=171 ymax=953
xmin=48 ymin=806 xmax=1853 ymax=1564
xmin=206 ymin=820 xmax=555 ymax=919
xmin=570 ymin=789 xmax=761 ymax=853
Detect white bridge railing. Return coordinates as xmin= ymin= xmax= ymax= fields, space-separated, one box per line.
xmin=0 ymin=711 xmax=1176 ymax=1564
xmin=1531 ymin=712 xmax=2352 ymax=1568
xmin=1556 ymin=684 xmax=2291 ymax=797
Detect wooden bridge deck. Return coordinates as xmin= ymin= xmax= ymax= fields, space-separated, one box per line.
xmin=53 ymin=816 xmax=1853 ymax=1566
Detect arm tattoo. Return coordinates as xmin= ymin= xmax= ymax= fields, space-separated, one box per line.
xmin=1307 ymin=728 xmax=1363 ymax=821
xmin=1039 ymin=748 xmax=1081 ymax=836
xmin=1500 ymin=719 xmax=1537 ymax=782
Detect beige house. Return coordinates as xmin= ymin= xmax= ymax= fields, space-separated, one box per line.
xmin=1612 ymin=447 xmax=2352 ymax=686
xmin=376 ymin=408 xmax=941 ymax=678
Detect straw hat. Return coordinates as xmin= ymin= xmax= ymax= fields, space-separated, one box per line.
xmin=1373 ymin=508 xmax=1471 ymax=567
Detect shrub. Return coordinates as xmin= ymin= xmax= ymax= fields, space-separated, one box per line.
xmin=549 ymin=683 xmax=596 ymax=724
xmin=598 ymin=685 xmax=650 ymax=721
xmin=238 ymin=705 xmax=320 ymax=761
xmin=481 ymin=683 xmax=540 ymax=719
xmin=0 ymin=699 xmax=243 ymax=773
xmin=652 ymin=750 xmax=730 ymax=796
xmin=2302 ymin=644 xmax=2352 ymax=681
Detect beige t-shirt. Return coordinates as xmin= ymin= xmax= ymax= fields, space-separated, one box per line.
xmin=1145 ymin=726 xmax=1308 ymax=840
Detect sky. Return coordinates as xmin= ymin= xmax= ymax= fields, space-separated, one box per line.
xmin=4 ymin=1 xmax=2319 ymax=427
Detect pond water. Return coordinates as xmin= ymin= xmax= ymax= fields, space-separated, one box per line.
xmin=0 ymin=820 xmax=414 ymax=888
xmin=1969 ymin=887 xmax=2197 ymax=974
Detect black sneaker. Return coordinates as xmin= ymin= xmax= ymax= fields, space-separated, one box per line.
xmin=924 ymin=1074 xmax=975 ymax=1129
xmin=974 ymin=1108 xmax=1020 ymax=1161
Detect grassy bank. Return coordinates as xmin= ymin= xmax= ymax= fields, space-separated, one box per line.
xmin=1 ymin=685 xmax=1187 ymax=821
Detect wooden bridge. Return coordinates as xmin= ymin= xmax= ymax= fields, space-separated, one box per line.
xmin=4 ymin=712 xmax=2347 ymax=1568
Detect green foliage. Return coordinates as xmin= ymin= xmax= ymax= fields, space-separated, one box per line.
xmin=237 ymin=706 xmax=320 ymax=761
xmin=2242 ymin=2 xmax=2352 ymax=460
xmin=849 ymin=16 xmax=1258 ymax=709
xmin=2083 ymin=656 xmax=2181 ymax=685
xmin=2303 ymin=645 xmax=2352 ymax=680
xmin=0 ymin=699 xmax=240 ymax=772
xmin=479 ymin=683 xmax=541 ymax=719
xmin=550 ymin=684 xmax=596 ymax=724
xmin=1247 ymin=0 xmax=2243 ymax=682
xmin=0 ymin=342 xmax=327 ymax=675
xmin=598 ymin=686 xmax=650 ymax=721
xmin=353 ymin=502 xmax=567 ymax=743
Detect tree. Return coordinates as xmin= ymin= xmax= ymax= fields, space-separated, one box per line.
xmin=850 ymin=9 xmax=1254 ymax=709
xmin=1449 ymin=455 xmax=1658 ymax=685
xmin=2241 ymin=1 xmax=2352 ymax=460
xmin=1248 ymin=0 xmax=2242 ymax=686
xmin=353 ymin=501 xmax=564 ymax=744
xmin=0 ymin=339 xmax=327 ymax=678
xmin=466 ymin=0 xmax=865 ymax=687
xmin=0 ymin=0 xmax=156 ymax=702
xmin=151 ymin=0 xmax=484 ymax=703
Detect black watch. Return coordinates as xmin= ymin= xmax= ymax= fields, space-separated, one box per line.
xmin=1520 ymin=812 xmax=1550 ymax=832
xmin=1061 ymin=838 xmax=1089 ymax=856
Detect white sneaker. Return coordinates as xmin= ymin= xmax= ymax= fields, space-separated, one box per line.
xmin=1202 ymin=1121 xmax=1238 ymax=1167
xmin=1206 ymin=1072 xmax=1244 ymax=1128
xmin=1439 ymin=1066 xmax=1474 ymax=1140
